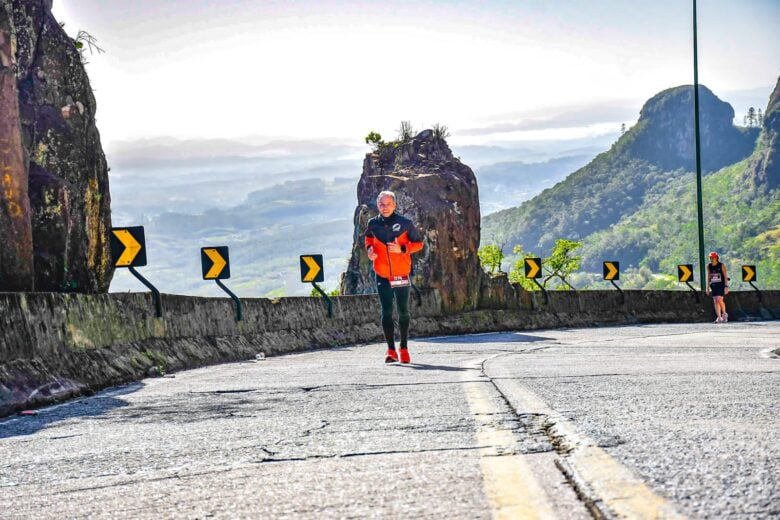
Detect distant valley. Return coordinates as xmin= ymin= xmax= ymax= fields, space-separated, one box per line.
xmin=108 ymin=137 xmax=599 ymax=296
xmin=109 ymin=82 xmax=779 ymax=296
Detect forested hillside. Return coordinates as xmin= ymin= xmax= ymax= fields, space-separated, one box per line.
xmin=586 ymin=78 xmax=780 ymax=286
xmin=482 ymin=81 xmax=780 ymax=288
xmin=583 ymin=159 xmax=779 ymax=286
xmin=482 ymin=85 xmax=759 ymax=254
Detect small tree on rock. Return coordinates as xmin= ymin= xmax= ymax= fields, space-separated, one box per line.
xmin=747 ymin=107 xmax=757 ymax=127
xmin=478 ymin=244 xmax=504 ymax=274
xmin=365 ymin=131 xmax=384 ymax=152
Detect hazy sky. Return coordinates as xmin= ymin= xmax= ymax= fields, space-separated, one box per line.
xmin=52 ymin=0 xmax=779 ymax=146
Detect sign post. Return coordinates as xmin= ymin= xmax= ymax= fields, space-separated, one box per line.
xmin=300 ymin=254 xmax=331 ymax=318
xmin=110 ymin=226 xmax=162 ymax=317
xmin=603 ymin=261 xmax=623 ymax=302
xmin=524 ymin=257 xmax=547 ymax=304
xmin=678 ymin=264 xmax=699 ymax=300
xmin=201 ymin=246 xmax=241 ymax=321
xmin=742 ymin=265 xmax=761 ymax=302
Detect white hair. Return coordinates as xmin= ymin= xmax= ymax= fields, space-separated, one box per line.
xmin=376 ymin=190 xmax=396 ymax=204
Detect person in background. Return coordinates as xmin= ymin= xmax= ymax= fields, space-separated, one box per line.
xmin=706 ymin=251 xmax=729 ymax=323
xmin=365 ymin=191 xmax=424 ymax=364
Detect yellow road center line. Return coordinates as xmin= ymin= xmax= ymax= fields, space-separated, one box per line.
xmin=489 ymin=376 xmax=686 ymax=520
xmin=464 ymin=380 xmax=558 ymax=520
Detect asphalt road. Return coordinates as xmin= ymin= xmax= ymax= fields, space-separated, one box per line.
xmin=1 ymin=321 xmax=778 ymax=518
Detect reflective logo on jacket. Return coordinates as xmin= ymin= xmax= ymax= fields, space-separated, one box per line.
xmin=364 ymin=212 xmax=424 ymax=278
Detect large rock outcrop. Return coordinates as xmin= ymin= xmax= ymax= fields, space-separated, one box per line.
xmin=0 ymin=0 xmax=112 ymax=292
xmin=340 ymin=130 xmax=481 ymax=312
xmin=629 ymin=84 xmax=758 ymax=173
xmin=0 ymin=0 xmax=34 ymax=290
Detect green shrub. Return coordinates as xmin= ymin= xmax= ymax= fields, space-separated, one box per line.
xmin=508 ymin=239 xmax=583 ymax=290
xmin=478 ymin=244 xmax=504 ymax=273
xmin=364 ymin=131 xmax=384 ymax=152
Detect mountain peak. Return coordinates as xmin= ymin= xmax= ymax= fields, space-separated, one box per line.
xmin=482 ymin=84 xmax=763 ymax=256
xmin=639 ymin=85 xmax=728 ymax=120
xmin=617 ymin=84 xmax=756 ymax=173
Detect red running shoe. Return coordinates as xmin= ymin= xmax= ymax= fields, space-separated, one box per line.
xmin=399 ymin=348 xmax=411 ymax=364
xmin=385 ymin=349 xmax=398 ymax=363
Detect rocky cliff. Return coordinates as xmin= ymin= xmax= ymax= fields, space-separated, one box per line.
xmin=743 ymin=76 xmax=780 ymax=191
xmin=627 ymin=85 xmax=757 ymax=172
xmin=0 ymin=0 xmax=34 ymax=291
xmin=0 ymin=0 xmax=112 ymax=293
xmin=340 ymin=130 xmax=482 ymax=312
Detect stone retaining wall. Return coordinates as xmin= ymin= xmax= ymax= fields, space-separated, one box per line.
xmin=1 ymin=287 xmax=778 ymax=417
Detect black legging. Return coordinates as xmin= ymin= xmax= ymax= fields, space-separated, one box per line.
xmin=376 ymin=276 xmax=410 ymax=350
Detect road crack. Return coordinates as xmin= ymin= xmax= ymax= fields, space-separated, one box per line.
xmin=252 ymin=444 xmax=498 ymax=464
xmin=301 ymin=420 xmax=330 ymax=437
xmin=297 ymin=380 xmax=488 ymax=393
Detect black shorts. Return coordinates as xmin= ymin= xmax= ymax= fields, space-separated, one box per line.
xmin=710 ymin=282 xmax=725 ymax=297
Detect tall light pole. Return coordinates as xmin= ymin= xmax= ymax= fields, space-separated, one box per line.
xmin=692 ymin=0 xmax=706 ymax=291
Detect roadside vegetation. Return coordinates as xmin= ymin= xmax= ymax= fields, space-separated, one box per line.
xmin=479 ymin=238 xmax=583 ymax=291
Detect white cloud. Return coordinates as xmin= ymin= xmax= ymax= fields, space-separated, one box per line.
xmin=53 ymin=0 xmax=780 ymax=146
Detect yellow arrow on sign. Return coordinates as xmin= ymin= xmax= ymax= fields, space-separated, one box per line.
xmin=525 ymin=258 xmax=540 ymax=278
xmin=302 ymin=255 xmax=321 ymax=282
xmin=203 ymin=248 xmax=227 ymax=279
xmin=604 ymin=262 xmax=619 ymax=280
xmin=113 ymin=229 xmax=142 ymax=267
xmin=679 ymin=265 xmax=692 ymax=282
xmin=743 ymin=265 xmax=755 ymax=282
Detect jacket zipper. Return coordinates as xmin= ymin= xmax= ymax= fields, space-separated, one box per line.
xmin=381 ymin=219 xmax=396 ymax=279
xmin=385 ymin=223 xmax=394 ymax=279
xmin=386 ymin=247 xmax=394 ymax=279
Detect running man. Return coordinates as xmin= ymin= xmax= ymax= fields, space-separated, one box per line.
xmin=365 ymin=191 xmax=424 ymax=363
xmin=705 ymin=251 xmax=729 ymax=322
